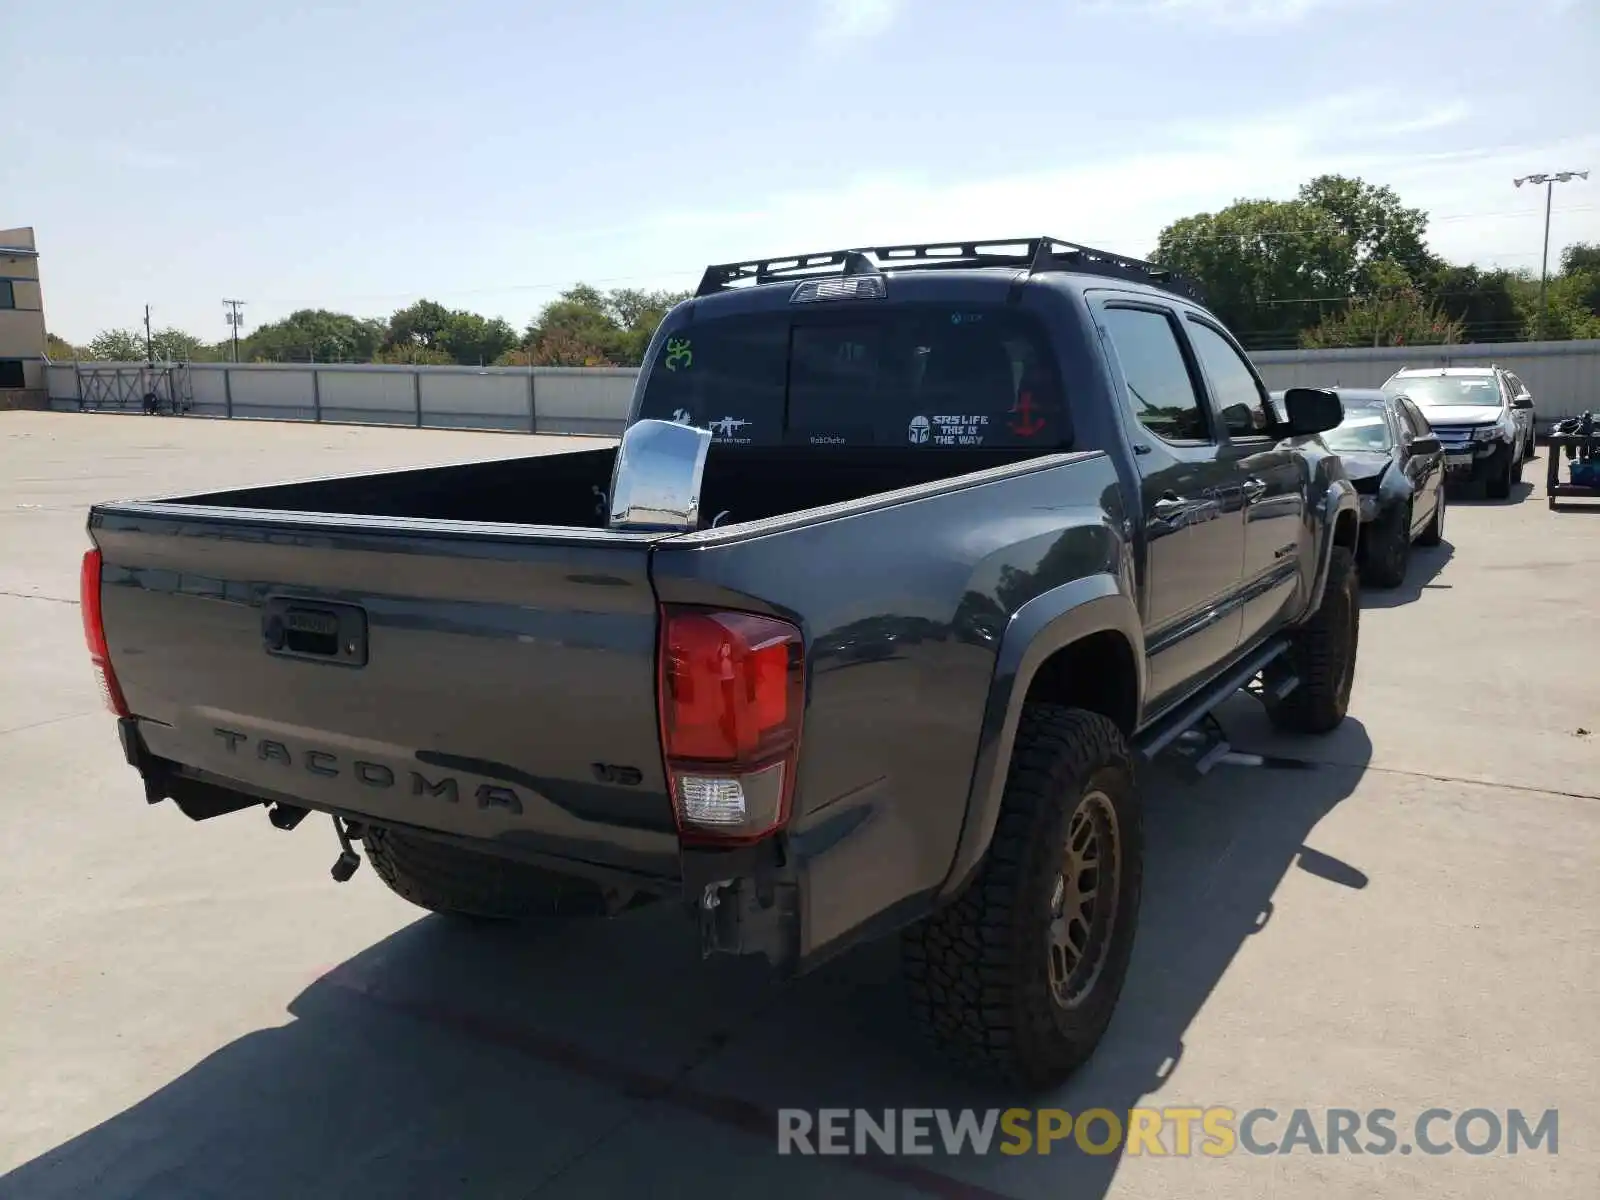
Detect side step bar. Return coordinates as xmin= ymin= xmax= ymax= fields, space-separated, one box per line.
xmin=1133 ymin=636 xmax=1297 ymax=776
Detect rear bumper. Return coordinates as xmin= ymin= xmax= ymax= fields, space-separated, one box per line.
xmin=119 ymin=717 xmax=683 ymax=892
xmin=117 ymin=715 xmax=813 ymax=973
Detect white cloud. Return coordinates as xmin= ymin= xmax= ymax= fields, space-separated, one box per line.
xmin=813 ymin=0 xmax=907 ymax=45
xmin=630 ymin=91 xmax=1599 ymax=281
xmin=1080 ymin=0 xmax=1374 ymax=28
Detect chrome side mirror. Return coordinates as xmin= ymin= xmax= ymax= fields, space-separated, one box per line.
xmin=607 ymin=418 xmax=711 ymax=532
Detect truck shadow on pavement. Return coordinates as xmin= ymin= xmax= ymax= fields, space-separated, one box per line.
xmin=1448 ymin=479 xmax=1535 ymax=507
xmin=1359 ymin=540 xmax=1454 ymax=609
xmin=1 ymin=721 xmax=1374 ymax=1200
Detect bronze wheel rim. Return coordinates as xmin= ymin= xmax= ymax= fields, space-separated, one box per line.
xmin=1048 ymin=789 xmax=1121 ymax=1009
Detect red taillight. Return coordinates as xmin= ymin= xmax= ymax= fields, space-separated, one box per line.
xmin=80 ymin=548 xmax=129 ymax=717
xmin=658 ymin=606 xmax=804 ymax=845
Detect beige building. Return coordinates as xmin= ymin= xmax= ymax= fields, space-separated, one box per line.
xmin=0 ymin=226 xmax=48 ymax=409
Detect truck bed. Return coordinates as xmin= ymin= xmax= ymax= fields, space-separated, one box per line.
xmin=159 ymin=444 xmax=1042 ymax=529
xmin=92 ymin=443 xmax=1119 ymax=931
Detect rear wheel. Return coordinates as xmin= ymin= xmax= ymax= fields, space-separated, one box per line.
xmin=363 ymin=826 xmax=625 ymax=920
xmin=1265 ymin=546 xmax=1359 ymax=735
xmin=901 ymin=706 xmax=1143 ymax=1086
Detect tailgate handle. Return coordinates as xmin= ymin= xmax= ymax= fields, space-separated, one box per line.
xmin=263 ymin=597 xmax=368 ymax=667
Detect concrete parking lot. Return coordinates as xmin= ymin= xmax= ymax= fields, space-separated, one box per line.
xmin=1 ymin=410 xmax=1595 ymax=1199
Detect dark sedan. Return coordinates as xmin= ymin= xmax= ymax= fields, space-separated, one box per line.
xmin=1273 ymin=388 xmax=1446 ymax=587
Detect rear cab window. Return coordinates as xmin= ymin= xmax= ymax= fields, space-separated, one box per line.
xmin=637 ymin=303 xmax=1071 ymax=450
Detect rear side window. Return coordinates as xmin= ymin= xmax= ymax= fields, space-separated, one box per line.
xmin=637 ymin=304 xmax=1069 ymax=449
xmin=1097 ymin=306 xmax=1208 ymax=442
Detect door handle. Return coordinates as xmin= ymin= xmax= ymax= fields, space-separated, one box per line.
xmin=1151 ymin=493 xmax=1188 ymax=519
xmin=1240 ymin=477 xmax=1268 ymax=503
xmin=263 ymin=597 xmax=369 ymax=667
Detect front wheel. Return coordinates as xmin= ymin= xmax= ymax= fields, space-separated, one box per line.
xmin=1487 ymin=445 xmax=1516 ymax=499
xmin=1359 ymin=503 xmax=1411 ymax=589
xmin=1417 ymin=486 xmax=1445 ymax=547
xmin=901 ymin=706 xmax=1143 ymax=1086
xmin=1265 ymin=546 xmax=1359 ymax=735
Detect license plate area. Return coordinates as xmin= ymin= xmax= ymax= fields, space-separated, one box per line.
xmin=263 ymin=596 xmax=368 ymax=667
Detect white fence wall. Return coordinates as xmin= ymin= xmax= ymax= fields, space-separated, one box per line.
xmin=45 ymin=339 xmax=1600 ymax=437
xmin=46 ymin=361 xmax=639 ymax=435
xmin=1252 ymin=339 xmax=1600 ymax=423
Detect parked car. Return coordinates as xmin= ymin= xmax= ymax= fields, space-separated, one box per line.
xmin=81 ymin=236 xmax=1361 ymax=1087
xmin=1381 ymin=366 xmax=1534 ymax=499
xmin=1282 ymin=388 xmax=1446 ymax=587
xmin=1504 ymin=372 xmax=1539 ymax=458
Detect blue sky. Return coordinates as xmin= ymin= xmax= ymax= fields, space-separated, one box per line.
xmin=6 ymin=0 xmax=1597 ymax=342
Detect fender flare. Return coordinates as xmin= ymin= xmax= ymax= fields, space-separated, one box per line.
xmin=1293 ymin=480 xmax=1360 ymax=626
xmin=936 ymin=574 xmax=1144 ymax=900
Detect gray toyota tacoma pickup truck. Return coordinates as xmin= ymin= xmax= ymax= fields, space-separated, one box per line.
xmin=82 ymin=237 xmax=1361 ymax=1085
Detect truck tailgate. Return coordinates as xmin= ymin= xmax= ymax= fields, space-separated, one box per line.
xmin=92 ymin=505 xmax=682 ymax=882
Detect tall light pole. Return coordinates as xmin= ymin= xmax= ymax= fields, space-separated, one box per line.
xmin=222 ymin=299 xmax=246 ymax=362
xmin=1513 ymin=170 xmax=1588 ymax=341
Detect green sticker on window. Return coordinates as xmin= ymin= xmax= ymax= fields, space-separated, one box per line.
xmin=664 ymin=337 xmax=693 ymax=372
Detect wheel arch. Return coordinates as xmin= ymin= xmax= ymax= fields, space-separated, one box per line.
xmin=936 ymin=574 xmax=1144 ymax=900
xmin=1294 ymin=481 xmax=1360 ymax=626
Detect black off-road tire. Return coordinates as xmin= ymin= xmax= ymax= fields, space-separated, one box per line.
xmin=1265 ymin=545 xmax=1359 ymax=735
xmin=1359 ymin=503 xmax=1411 ymax=589
xmin=900 ymin=706 xmax=1143 ymax=1087
xmin=1486 ymin=445 xmax=1515 ymax=500
xmin=364 ymin=826 xmax=617 ymax=920
xmin=1417 ymin=486 xmax=1445 ymax=547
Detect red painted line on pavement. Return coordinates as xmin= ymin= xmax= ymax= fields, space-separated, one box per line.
xmin=324 ymin=970 xmax=1021 ymax=1200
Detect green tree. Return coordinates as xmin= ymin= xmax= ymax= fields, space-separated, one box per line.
xmin=383 ymin=300 xmax=519 ymax=365
xmin=86 ymin=328 xmax=146 ymax=360
xmin=528 ymin=326 xmax=618 ymax=367
xmin=244 ymin=309 xmax=387 ymax=362
xmin=1300 ymin=271 xmax=1465 ymax=349
xmin=1154 ymin=175 xmax=1440 ymax=346
xmin=1296 ymin=175 xmax=1437 ymax=294
xmin=150 ymin=328 xmax=214 ymax=361
xmin=1425 ymin=264 xmax=1529 ymax=344
xmin=45 ymin=332 xmax=81 ymax=360
xmin=525 ymin=285 xmax=624 ymax=359
xmin=607 ymin=287 xmax=688 ymax=330
xmin=85 ymin=326 xmax=213 ymax=361
xmin=1560 ymin=242 xmax=1600 ymax=276
xmin=439 ymin=311 xmax=518 ymax=365
xmin=384 ymin=300 xmax=455 ymax=352
xmin=372 ymin=342 xmax=455 ymax=365
xmin=607 ymin=286 xmax=689 ymax=363
xmin=521 ymin=284 xmax=688 ymax=367
xmin=1533 ymin=272 xmax=1600 ymax=340
xmin=1154 ymin=198 xmax=1346 ymax=342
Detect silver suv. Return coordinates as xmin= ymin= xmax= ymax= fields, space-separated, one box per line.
xmin=1381 ymin=366 xmax=1535 ymax=500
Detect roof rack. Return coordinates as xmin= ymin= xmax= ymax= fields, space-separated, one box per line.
xmin=693 ymin=235 xmax=1203 ymax=302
